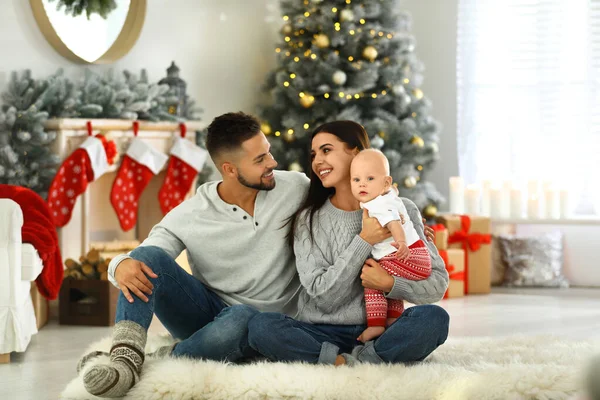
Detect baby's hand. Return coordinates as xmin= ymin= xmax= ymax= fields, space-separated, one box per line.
xmin=395 ymin=242 xmax=410 ymax=260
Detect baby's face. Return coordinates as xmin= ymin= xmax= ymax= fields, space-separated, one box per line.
xmin=350 ymin=153 xmax=391 ymax=202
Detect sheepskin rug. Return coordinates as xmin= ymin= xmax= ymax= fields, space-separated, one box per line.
xmin=61 ymin=334 xmax=598 ymax=400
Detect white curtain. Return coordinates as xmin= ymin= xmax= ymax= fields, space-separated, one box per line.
xmin=457 ymin=0 xmax=600 ymax=215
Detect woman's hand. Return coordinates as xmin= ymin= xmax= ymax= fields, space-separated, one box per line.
xmin=360 ymin=259 xmax=395 ymax=292
xmin=359 ymin=209 xmax=391 ymax=245
xmin=423 ymin=218 xmax=435 ymax=242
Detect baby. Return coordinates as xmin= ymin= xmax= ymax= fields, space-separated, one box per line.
xmin=351 ymin=149 xmax=432 ymax=342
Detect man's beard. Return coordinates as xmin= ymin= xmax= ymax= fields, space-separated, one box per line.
xmin=237 ymin=170 xmax=276 ymax=191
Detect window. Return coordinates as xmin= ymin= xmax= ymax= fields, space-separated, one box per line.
xmin=457 ymin=0 xmax=600 ymax=215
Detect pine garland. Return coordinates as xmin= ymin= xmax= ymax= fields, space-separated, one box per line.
xmin=48 ymin=0 xmax=118 ymax=19
xmin=0 ymin=68 xmax=203 ymax=198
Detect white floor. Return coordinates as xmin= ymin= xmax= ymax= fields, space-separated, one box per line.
xmin=2 ymin=288 xmax=600 ymax=400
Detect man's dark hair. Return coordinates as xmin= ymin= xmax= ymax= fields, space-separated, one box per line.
xmin=205 ymin=112 xmax=261 ymax=162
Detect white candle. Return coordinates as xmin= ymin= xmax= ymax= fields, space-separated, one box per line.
xmin=481 ymin=180 xmax=492 ymax=216
xmin=465 ymin=184 xmax=480 ymax=215
xmin=449 ymin=177 xmax=464 ymax=214
xmin=490 ymin=187 xmax=504 ymax=218
xmin=502 ymin=180 xmax=512 ymax=217
xmin=527 ymin=196 xmax=541 ymax=219
xmin=510 ymin=189 xmax=523 ymax=218
xmin=544 ymin=188 xmax=559 ymax=219
xmin=559 ymin=189 xmax=570 ymax=218
xmin=528 ymin=180 xmax=539 ymax=199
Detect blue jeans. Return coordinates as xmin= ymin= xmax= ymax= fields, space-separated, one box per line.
xmin=247 ymin=305 xmax=449 ymax=364
xmin=115 ymin=246 xmax=260 ymax=362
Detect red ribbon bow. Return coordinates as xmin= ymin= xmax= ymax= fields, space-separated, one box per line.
xmin=446 ymin=215 xmax=491 ymax=294
xmin=440 ymin=250 xmax=466 ymax=299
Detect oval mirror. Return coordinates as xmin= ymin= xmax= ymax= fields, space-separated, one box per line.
xmin=30 ymin=0 xmax=146 ymax=64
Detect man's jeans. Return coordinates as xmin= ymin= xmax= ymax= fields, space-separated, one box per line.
xmin=247 ymin=305 xmax=449 ymax=364
xmin=115 ymin=246 xmax=259 ymax=361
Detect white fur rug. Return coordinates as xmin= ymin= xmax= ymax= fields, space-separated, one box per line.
xmin=61 ymin=334 xmax=597 ymax=400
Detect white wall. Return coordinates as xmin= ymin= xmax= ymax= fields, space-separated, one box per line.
xmin=402 ymin=0 xmax=459 ymax=208
xmin=0 ymin=0 xmax=281 ymax=119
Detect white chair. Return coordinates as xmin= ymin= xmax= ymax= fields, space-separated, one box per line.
xmin=0 ymin=199 xmax=45 ymax=363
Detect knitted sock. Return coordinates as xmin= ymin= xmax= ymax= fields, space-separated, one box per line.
xmin=146 ymin=342 xmax=178 ymax=359
xmin=77 ymin=351 xmax=109 ymax=374
xmin=83 ymin=320 xmax=147 ymax=398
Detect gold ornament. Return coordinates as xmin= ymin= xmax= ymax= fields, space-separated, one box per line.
xmin=423 ymin=204 xmax=438 ymax=219
xmin=362 ymin=45 xmax=378 ymax=61
xmin=340 ymin=9 xmax=354 ymax=22
xmin=378 ymin=131 xmax=386 ymax=139
xmin=282 ymin=24 xmax=292 ymax=34
xmin=261 ymin=122 xmax=272 ymax=135
xmin=410 ymin=135 xmax=425 ymax=147
xmin=404 ymin=176 xmax=417 ymax=188
xmin=413 ymin=88 xmax=424 ymax=99
xmin=289 ymin=161 xmax=303 ymax=172
xmin=314 ymin=34 xmax=330 ymax=48
xmin=168 ymin=105 xmax=177 ymax=115
xmin=300 ymin=95 xmax=315 ymax=108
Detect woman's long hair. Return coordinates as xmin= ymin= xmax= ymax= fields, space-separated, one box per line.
xmin=287 ymin=120 xmax=370 ymax=248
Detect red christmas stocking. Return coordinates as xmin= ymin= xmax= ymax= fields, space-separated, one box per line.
xmin=110 ymin=138 xmax=168 ymax=231
xmin=48 ymin=133 xmax=117 ymax=227
xmin=158 ymin=135 xmax=208 ymax=214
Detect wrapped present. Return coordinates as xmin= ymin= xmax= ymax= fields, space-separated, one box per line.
xmin=429 ymin=223 xmax=449 ymax=250
xmin=440 ymin=249 xmax=465 ymax=298
xmin=437 ymin=214 xmax=492 ymax=294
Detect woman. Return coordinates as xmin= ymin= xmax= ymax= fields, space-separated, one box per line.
xmin=248 ymin=121 xmax=449 ymax=365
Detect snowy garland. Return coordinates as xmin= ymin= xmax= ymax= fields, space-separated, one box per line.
xmin=0 ymin=68 xmax=203 ymax=199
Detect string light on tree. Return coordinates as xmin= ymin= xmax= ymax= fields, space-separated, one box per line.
xmin=413 ymin=88 xmax=424 ymax=99
xmin=261 ymin=122 xmax=272 ymax=135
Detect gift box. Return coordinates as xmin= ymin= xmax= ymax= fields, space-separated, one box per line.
xmin=440 ymin=249 xmax=465 ymax=298
xmin=429 ymin=224 xmax=449 ymax=250
xmin=437 ymin=214 xmax=492 ymax=294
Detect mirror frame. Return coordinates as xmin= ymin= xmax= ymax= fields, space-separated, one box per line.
xmin=30 ymin=0 xmax=147 ymax=64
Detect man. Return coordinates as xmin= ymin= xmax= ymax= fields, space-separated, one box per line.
xmin=81 ymin=112 xmax=446 ymax=398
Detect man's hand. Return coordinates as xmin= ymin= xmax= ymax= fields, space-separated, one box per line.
xmin=114 ymin=259 xmax=158 ymax=303
xmin=361 ymin=259 xmax=394 ymax=292
xmin=423 ymin=218 xmax=435 ymax=242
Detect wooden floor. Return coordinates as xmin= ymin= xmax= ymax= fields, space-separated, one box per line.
xmin=2 ymin=287 xmax=600 ymax=400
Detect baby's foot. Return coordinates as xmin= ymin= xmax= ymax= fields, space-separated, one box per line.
xmin=357 ymin=326 xmax=385 ymax=343
xmin=387 ymin=317 xmax=398 ymax=327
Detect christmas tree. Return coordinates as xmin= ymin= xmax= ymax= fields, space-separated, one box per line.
xmin=260 ymin=0 xmax=444 ymax=217
xmin=0 ymin=71 xmax=61 ymax=199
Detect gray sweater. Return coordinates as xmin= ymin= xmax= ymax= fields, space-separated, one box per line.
xmin=108 ymin=170 xmax=309 ymax=316
xmin=294 ymin=198 xmax=449 ymax=325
